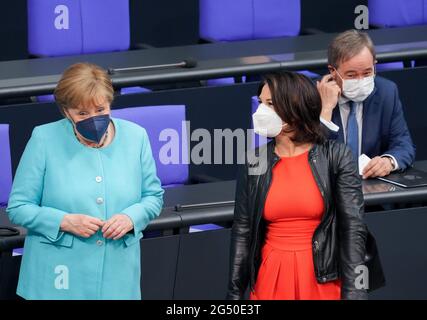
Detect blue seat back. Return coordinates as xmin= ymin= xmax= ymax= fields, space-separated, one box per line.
xmin=369 ymin=0 xmax=427 ymax=27
xmin=28 ymin=0 xmax=130 ymax=56
xmin=0 ymin=124 xmax=13 ymax=207
xmin=112 ymin=105 xmax=189 ymax=187
xmin=200 ymin=0 xmax=301 ymax=41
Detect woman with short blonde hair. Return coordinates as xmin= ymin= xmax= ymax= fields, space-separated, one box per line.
xmin=7 ymin=62 xmax=164 ymax=299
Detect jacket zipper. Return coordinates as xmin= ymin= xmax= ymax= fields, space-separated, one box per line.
xmin=308 ymin=152 xmax=329 ymax=279
xmin=250 ymin=153 xmax=280 ymax=290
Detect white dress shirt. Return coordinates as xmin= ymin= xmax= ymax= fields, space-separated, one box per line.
xmin=320 ymin=96 xmax=399 ymax=171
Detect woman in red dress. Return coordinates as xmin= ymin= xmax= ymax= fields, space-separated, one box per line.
xmin=227 ymin=71 xmax=380 ymax=300
xmin=249 ymin=148 xmax=341 ymax=300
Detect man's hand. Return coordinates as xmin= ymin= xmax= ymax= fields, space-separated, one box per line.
xmin=60 ymin=214 xmax=104 ymax=238
xmin=362 ymin=156 xmax=394 ymax=179
xmin=102 ymin=214 xmax=134 ymax=240
xmin=317 ymin=74 xmax=341 ymax=121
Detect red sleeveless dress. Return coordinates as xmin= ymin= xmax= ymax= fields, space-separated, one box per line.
xmin=250 ymin=151 xmax=341 ymax=300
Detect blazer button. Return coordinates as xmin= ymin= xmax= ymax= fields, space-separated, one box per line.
xmin=96 ymin=197 xmax=104 ymax=205
xmin=95 ymin=176 xmax=102 ymax=183
xmin=96 ymin=240 xmax=103 ymax=246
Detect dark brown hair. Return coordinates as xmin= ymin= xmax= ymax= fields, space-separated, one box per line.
xmin=258 ymin=71 xmax=325 ymax=144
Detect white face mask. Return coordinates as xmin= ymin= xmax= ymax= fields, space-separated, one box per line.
xmin=252 ymin=103 xmax=286 ymax=138
xmin=336 ymin=70 xmax=375 ymax=102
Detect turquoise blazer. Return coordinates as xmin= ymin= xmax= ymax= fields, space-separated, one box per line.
xmin=6 ymin=118 xmax=164 ymax=299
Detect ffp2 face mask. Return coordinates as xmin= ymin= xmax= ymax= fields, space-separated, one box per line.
xmin=74 ymin=114 xmax=110 ymax=143
xmin=252 ymin=103 xmax=286 ymax=138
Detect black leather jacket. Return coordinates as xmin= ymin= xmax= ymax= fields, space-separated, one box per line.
xmin=227 ymin=139 xmax=369 ymax=300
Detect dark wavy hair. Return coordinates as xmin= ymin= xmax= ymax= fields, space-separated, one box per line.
xmin=257 ymin=71 xmax=325 ymax=144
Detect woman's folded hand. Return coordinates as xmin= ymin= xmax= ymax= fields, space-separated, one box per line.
xmin=60 ymin=214 xmax=105 ymax=238
xmin=102 ymin=214 xmax=134 ymax=240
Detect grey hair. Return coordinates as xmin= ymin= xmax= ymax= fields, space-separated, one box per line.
xmin=327 ymin=29 xmax=376 ymax=68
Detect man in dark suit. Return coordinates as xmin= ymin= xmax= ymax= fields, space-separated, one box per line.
xmin=317 ymin=29 xmax=415 ymax=179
